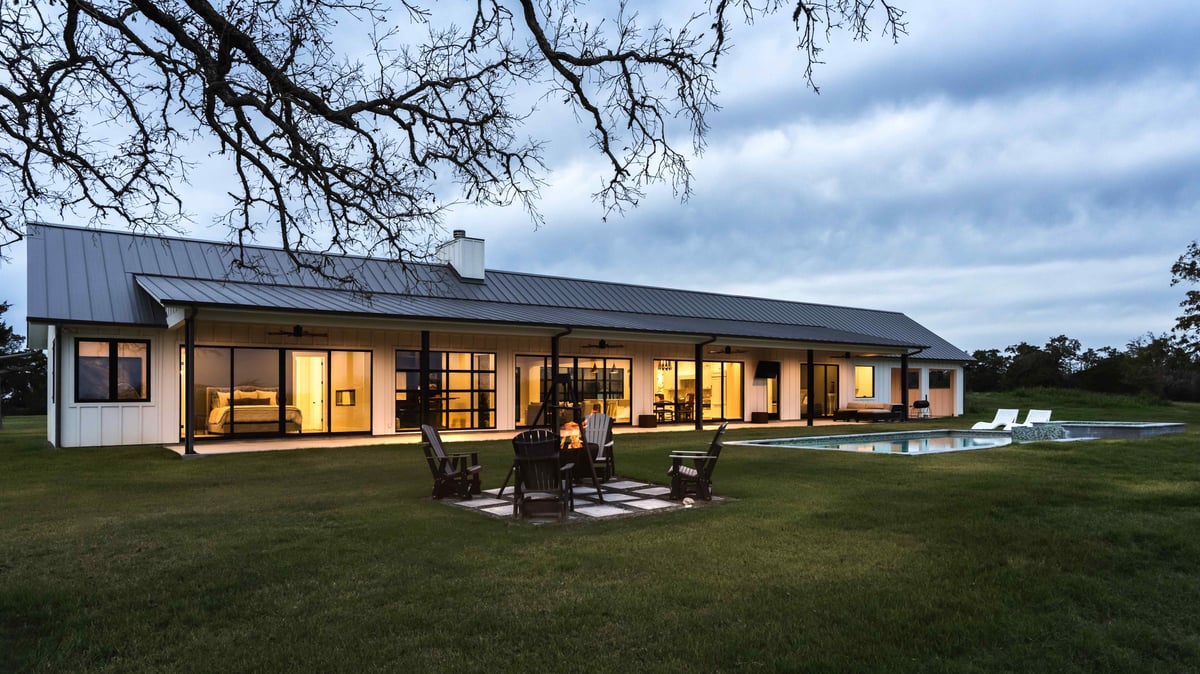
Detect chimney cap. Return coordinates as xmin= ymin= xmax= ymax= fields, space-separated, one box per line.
xmin=452 ymin=229 xmax=466 ymax=238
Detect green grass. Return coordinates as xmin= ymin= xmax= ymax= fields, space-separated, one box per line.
xmin=2 ymin=394 xmax=1200 ymax=673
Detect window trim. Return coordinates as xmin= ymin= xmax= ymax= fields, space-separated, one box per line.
xmin=75 ymin=338 xmax=151 ymax=403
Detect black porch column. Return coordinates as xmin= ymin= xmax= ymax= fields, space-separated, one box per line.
xmin=806 ymin=349 xmax=815 ymax=427
xmin=419 ymin=330 xmax=431 ymax=428
xmin=693 ymin=343 xmax=704 ymax=431
xmin=183 ymin=312 xmax=197 ymax=455
xmin=900 ymin=352 xmax=910 ymax=422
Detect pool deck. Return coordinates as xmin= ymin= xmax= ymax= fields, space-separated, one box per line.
xmin=165 ymin=417 xmax=864 ymax=456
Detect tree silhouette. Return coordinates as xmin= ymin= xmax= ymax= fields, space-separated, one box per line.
xmin=0 ymin=1 xmax=904 ymax=280
xmin=0 ymin=302 xmax=46 ymax=417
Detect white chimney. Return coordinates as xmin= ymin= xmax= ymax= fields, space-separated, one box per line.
xmin=436 ymin=229 xmax=485 ymax=282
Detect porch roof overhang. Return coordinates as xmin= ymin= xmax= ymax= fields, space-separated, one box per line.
xmin=134 ymin=274 xmax=926 ymax=354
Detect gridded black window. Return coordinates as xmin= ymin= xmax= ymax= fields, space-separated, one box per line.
xmin=395 ymin=350 xmax=495 ymax=431
xmin=76 ymin=339 xmax=150 ymax=402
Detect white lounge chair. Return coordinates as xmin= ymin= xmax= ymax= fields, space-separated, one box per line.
xmin=972 ymin=408 xmax=1019 ymax=430
xmin=1004 ymin=409 xmax=1052 ymax=430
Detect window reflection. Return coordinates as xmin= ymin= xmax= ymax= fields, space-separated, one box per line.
xmin=515 ymin=355 xmax=631 ymax=426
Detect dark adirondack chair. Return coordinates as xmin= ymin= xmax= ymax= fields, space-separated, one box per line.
xmin=511 ymin=428 xmax=574 ymax=520
xmin=421 ymin=424 xmax=482 ymax=500
xmin=582 ymin=412 xmax=615 ymax=481
xmin=666 ymin=422 xmax=729 ymax=500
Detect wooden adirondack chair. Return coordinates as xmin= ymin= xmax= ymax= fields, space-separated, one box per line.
xmin=421 ymin=424 xmax=482 ymax=500
xmin=582 ymin=411 xmax=615 ymax=481
xmin=666 ymin=422 xmax=728 ymax=501
xmin=511 ymin=428 xmax=574 ymax=519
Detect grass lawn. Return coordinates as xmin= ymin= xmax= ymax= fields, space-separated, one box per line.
xmin=2 ymin=390 xmax=1199 ymax=672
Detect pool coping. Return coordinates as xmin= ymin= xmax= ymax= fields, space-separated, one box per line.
xmin=729 ymin=421 xmax=1186 ymax=455
xmin=728 ymin=429 xmax=1012 ymax=456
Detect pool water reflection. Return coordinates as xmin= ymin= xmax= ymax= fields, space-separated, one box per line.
xmin=737 ymin=431 xmax=1011 ymax=455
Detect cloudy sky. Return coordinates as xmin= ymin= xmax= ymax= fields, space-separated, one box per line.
xmin=4 ymin=0 xmax=1199 ymax=354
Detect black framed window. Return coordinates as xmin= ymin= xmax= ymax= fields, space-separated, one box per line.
xmin=395 ymin=350 xmax=496 ymax=431
xmin=929 ymin=369 xmax=952 ymax=389
xmin=76 ymin=339 xmax=150 ymax=402
xmin=854 ymin=365 xmax=875 ymax=398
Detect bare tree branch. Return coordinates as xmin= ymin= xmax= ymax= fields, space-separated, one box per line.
xmin=0 ymin=0 xmax=904 ymax=280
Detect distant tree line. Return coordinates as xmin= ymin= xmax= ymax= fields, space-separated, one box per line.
xmin=965 ymin=333 xmax=1200 ymax=401
xmin=970 ymin=242 xmax=1200 ymax=401
xmin=0 ymin=302 xmax=46 ymax=416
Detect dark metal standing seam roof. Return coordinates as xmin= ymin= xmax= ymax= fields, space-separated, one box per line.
xmin=26 ymin=223 xmax=973 ymax=361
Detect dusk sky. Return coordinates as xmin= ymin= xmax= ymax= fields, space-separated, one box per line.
xmin=4 ymin=0 xmax=1199 ymax=354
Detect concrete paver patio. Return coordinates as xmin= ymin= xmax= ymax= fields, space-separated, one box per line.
xmin=445 ymin=478 xmax=729 ymax=522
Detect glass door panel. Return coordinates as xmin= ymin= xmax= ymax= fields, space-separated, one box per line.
xmin=767 ymin=375 xmax=779 ymax=419
xmin=232 ymin=348 xmax=281 ymax=435
xmin=702 ymin=361 xmax=743 ymax=421
xmin=515 ymin=355 xmax=546 ymax=427
xmin=330 ymin=351 xmax=371 ymax=433
xmin=287 ymin=350 xmax=327 ymax=433
xmin=724 ymin=362 xmax=743 ymax=420
xmin=191 ymin=346 xmax=231 ymax=437
xmin=803 ymin=364 xmax=839 ymax=417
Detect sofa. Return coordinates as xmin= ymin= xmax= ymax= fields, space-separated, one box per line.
xmin=833 ymin=401 xmax=905 ymax=422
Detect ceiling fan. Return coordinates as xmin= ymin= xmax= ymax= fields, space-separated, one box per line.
xmin=708 ymin=345 xmax=747 ymax=355
xmin=581 ymin=339 xmax=624 ymax=349
xmin=267 ymin=325 xmax=328 ymax=338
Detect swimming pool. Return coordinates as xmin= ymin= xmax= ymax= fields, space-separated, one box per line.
xmin=734 ymin=430 xmax=1012 ymax=455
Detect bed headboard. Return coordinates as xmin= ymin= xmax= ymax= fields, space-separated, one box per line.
xmin=206 ymin=386 xmax=279 ymax=408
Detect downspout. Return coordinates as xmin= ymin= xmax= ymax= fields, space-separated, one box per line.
xmin=54 ymin=324 xmax=63 ymax=448
xmin=695 ymin=336 xmax=717 ymax=430
xmin=183 ymin=306 xmax=198 ymax=455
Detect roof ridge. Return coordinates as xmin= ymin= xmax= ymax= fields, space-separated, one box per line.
xmin=35 ymin=221 xmax=908 ymax=319
xmin=484 ymin=267 xmax=909 ymax=318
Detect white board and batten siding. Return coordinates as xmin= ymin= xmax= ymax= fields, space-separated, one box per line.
xmin=55 ymin=325 xmax=175 ymax=448
xmin=50 ymin=320 xmax=965 ymax=447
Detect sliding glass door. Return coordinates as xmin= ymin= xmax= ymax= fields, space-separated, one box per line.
xmin=653 ymin=359 xmax=743 ymax=422
xmin=800 ymin=364 xmax=839 ymax=418
xmin=181 ymin=346 xmax=371 ymax=438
